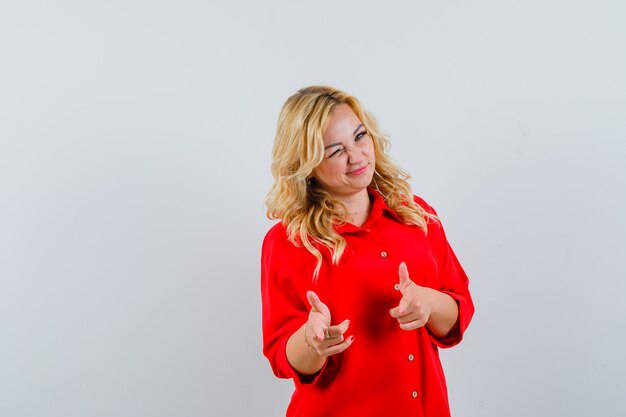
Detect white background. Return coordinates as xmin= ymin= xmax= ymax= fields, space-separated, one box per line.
xmin=1 ymin=1 xmax=625 ymax=416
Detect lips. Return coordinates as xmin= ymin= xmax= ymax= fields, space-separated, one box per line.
xmin=347 ymin=165 xmax=369 ymax=175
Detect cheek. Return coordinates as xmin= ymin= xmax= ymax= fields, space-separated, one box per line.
xmin=313 ymin=164 xmax=340 ymax=181
xmin=312 ymin=165 xmax=325 ymax=178
xmin=364 ymin=139 xmax=375 ymax=157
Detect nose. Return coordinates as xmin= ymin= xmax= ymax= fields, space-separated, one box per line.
xmin=346 ymin=147 xmax=365 ymax=164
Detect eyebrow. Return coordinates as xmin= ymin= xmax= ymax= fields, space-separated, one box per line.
xmin=324 ymin=124 xmax=365 ymax=150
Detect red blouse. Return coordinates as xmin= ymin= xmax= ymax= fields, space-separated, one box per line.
xmin=261 ymin=189 xmax=474 ymax=417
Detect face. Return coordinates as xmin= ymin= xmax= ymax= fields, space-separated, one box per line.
xmin=311 ymin=104 xmax=375 ymax=201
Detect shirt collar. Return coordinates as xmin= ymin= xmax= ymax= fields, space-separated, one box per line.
xmin=334 ymin=187 xmax=402 ymax=234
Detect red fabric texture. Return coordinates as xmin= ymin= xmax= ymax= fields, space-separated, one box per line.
xmin=261 ymin=189 xmax=474 ymax=417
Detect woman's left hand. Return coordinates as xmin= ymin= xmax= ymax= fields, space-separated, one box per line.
xmin=389 ymin=262 xmax=437 ymax=331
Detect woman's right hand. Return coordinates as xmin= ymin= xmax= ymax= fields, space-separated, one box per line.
xmin=305 ymin=291 xmax=354 ymax=356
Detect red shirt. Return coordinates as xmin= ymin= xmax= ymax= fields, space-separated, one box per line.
xmin=261 ymin=189 xmax=474 ymax=417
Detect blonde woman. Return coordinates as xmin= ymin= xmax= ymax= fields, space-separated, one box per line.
xmin=261 ymin=86 xmax=474 ymax=417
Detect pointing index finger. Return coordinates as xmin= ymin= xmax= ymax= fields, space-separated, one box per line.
xmin=332 ymin=319 xmax=350 ymax=336
xmin=323 ymin=319 xmax=351 ymax=341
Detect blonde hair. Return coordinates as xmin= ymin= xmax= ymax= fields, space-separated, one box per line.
xmin=266 ymin=86 xmax=437 ymax=277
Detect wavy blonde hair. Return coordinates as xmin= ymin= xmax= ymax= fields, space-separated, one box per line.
xmin=266 ymin=86 xmax=437 ymax=277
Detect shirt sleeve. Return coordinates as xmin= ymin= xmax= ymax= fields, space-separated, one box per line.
xmin=414 ymin=196 xmax=475 ymax=348
xmin=260 ymin=224 xmax=332 ymax=385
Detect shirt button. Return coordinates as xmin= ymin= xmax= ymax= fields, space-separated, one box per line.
xmin=380 ymin=251 xmax=388 ymax=258
xmin=394 ymin=283 xmax=400 ymax=291
xmin=408 ymin=354 xmax=414 ymax=361
xmin=411 ymin=391 xmax=418 ymax=398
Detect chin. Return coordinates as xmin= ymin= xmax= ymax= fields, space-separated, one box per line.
xmin=364 ymin=169 xmax=375 ymax=184
xmin=356 ymin=176 xmax=374 ymax=190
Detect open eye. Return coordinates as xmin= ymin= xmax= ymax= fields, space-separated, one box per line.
xmin=355 ymin=130 xmax=368 ymax=141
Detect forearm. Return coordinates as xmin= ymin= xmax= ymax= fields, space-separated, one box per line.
xmin=426 ymin=289 xmax=460 ymax=339
xmin=285 ymin=324 xmax=326 ymax=375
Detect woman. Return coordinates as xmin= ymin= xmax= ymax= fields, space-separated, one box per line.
xmin=261 ymin=86 xmax=474 ymax=417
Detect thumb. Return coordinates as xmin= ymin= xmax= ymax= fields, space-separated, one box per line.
xmin=306 ymin=290 xmax=326 ymax=313
xmin=398 ymin=262 xmax=412 ymax=292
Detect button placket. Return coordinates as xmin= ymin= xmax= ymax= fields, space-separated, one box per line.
xmin=379 ymin=249 xmax=396 ymax=291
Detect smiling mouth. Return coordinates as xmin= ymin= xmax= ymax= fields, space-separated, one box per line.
xmin=347 ymin=165 xmax=368 ymax=175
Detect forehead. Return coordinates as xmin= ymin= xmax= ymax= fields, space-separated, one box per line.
xmin=322 ymin=104 xmax=361 ymax=143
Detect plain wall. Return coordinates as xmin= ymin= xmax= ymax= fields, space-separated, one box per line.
xmin=1 ymin=1 xmax=625 ymax=416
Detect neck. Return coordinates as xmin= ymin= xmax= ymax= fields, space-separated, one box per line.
xmin=339 ymin=190 xmax=370 ymax=212
xmin=338 ymin=190 xmax=371 ymax=226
